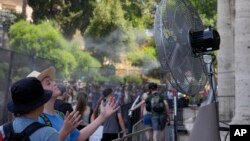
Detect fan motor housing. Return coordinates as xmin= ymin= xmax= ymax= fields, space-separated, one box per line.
xmin=190 ymin=27 xmax=220 ymax=54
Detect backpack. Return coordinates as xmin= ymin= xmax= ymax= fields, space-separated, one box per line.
xmin=3 ymin=122 xmax=46 ymax=141
xmin=145 ymin=93 xmax=165 ymax=114
xmin=39 ymin=110 xmax=64 ymax=127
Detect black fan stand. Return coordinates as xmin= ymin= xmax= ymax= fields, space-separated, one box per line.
xmin=171 ymin=89 xmax=189 ymax=141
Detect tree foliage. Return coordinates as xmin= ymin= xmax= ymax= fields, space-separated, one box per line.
xmin=9 ymin=21 xmax=67 ymax=57
xmin=8 ymin=21 xmax=76 ymax=77
xmin=6 ymin=0 xmax=217 ymax=81
xmin=48 ymin=49 xmax=77 ymax=78
xmin=128 ymin=45 xmax=158 ymax=69
xmin=120 ymin=0 xmax=156 ymax=29
xmin=28 ymin=0 xmax=96 ymax=39
xmin=8 ymin=20 xmax=102 ymax=79
xmin=84 ymin=0 xmax=135 ymax=64
xmin=71 ymin=48 xmax=102 ymax=80
xmin=85 ymin=0 xmax=127 ymax=37
xmin=191 ymin=0 xmax=217 ymax=27
xmin=124 ymin=75 xmax=143 ymax=84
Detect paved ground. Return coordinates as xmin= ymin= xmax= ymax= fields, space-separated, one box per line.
xmin=165 ymin=108 xmax=196 ymax=141
xmin=179 ymin=108 xmax=195 ymax=141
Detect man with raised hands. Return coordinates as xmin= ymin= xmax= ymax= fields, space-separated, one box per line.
xmin=27 ymin=66 xmax=119 ymax=141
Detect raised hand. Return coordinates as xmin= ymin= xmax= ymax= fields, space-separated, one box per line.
xmin=60 ymin=111 xmax=82 ymax=138
xmin=99 ymin=96 xmax=119 ymax=119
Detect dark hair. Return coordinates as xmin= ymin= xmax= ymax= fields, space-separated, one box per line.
xmin=57 ymin=83 xmax=66 ymax=94
xmin=93 ymin=88 xmax=113 ymax=119
xmin=148 ymin=83 xmax=158 ymax=91
xmin=102 ymin=88 xmax=113 ymax=97
xmin=92 ymin=97 xmax=103 ymax=120
xmin=75 ymin=91 xmax=88 ymax=117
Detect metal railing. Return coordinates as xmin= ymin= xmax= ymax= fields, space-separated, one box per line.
xmin=113 ymin=95 xmax=235 ymax=141
xmin=112 ymin=119 xmax=173 ymax=141
xmin=112 ymin=127 xmax=152 ymax=141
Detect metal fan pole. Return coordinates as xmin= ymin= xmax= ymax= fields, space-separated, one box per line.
xmin=188 ymin=54 xmax=221 ymax=141
xmin=204 ymin=54 xmax=221 ymax=140
xmin=172 ymin=89 xmax=178 ymax=141
xmin=201 ymin=54 xmax=217 ymax=106
xmin=203 ymin=54 xmax=221 ymax=140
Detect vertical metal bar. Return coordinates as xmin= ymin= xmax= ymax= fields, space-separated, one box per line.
xmin=2 ymin=51 xmax=13 ymax=123
xmin=201 ymin=55 xmax=217 ymax=106
xmin=173 ymin=89 xmax=178 ymax=141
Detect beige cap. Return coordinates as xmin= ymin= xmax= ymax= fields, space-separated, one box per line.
xmin=27 ymin=66 xmax=55 ymax=81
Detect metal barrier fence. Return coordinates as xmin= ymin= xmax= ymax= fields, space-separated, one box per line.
xmin=120 ymin=95 xmax=235 ymax=141
xmin=112 ymin=125 xmax=152 ymax=141
xmin=0 ymin=48 xmax=54 ymax=124
xmin=131 ymin=120 xmax=151 ymax=141
xmin=112 ymin=119 xmax=173 ymax=141
xmin=120 ymin=102 xmax=141 ymax=134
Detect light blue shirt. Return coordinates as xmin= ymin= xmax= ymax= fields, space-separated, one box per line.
xmin=38 ymin=112 xmax=80 ymax=141
xmin=0 ymin=117 xmax=59 ymax=141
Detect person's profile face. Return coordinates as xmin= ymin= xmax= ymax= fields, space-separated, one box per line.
xmin=41 ymin=77 xmax=61 ymax=97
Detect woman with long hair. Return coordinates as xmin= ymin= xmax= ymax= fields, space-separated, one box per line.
xmin=74 ymin=91 xmax=92 ymax=130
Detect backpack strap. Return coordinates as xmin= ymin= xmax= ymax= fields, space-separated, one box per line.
xmin=55 ymin=110 xmax=64 ymax=120
xmin=3 ymin=122 xmax=46 ymax=141
xmin=40 ymin=111 xmax=64 ymax=127
xmin=21 ymin=122 xmax=46 ymax=136
xmin=3 ymin=122 xmax=14 ymax=141
xmin=40 ymin=114 xmax=52 ymax=127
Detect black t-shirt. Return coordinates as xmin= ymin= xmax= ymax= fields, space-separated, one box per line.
xmin=54 ymin=99 xmax=73 ymax=115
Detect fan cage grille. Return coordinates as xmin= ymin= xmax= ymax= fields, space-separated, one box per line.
xmin=154 ymin=0 xmax=207 ymax=96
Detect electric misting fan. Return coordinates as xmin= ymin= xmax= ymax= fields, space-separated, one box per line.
xmin=154 ymin=0 xmax=221 ymax=141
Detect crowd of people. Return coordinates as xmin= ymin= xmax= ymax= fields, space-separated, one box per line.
xmin=0 ymin=66 xmax=196 ymax=141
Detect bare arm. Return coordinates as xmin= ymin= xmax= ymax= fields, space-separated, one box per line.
xmin=90 ymin=113 xmax=96 ymax=122
xmin=90 ymin=112 xmax=96 ymax=122
xmin=117 ymin=112 xmax=127 ymax=135
xmin=164 ymin=100 xmax=170 ymax=122
xmin=131 ymin=100 xmax=144 ymax=111
xmin=164 ymin=100 xmax=170 ymax=114
xmin=77 ymin=97 xmax=119 ymax=141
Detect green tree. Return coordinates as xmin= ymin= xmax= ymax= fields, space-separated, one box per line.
xmin=28 ymin=0 xmax=96 ymax=39
xmin=191 ymin=0 xmax=217 ymax=27
xmin=71 ymin=48 xmax=102 ymax=80
xmin=120 ymin=0 xmax=159 ymax=72
xmin=9 ymin=21 xmax=67 ymax=56
xmin=128 ymin=45 xmax=158 ymax=69
xmin=120 ymin=0 xmax=155 ymax=29
xmin=86 ymin=0 xmax=126 ymax=37
xmin=9 ymin=20 xmax=77 ymax=77
xmin=85 ymin=0 xmax=135 ymax=64
xmin=124 ymin=75 xmax=143 ymax=84
xmin=49 ymin=49 xmax=77 ymax=78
